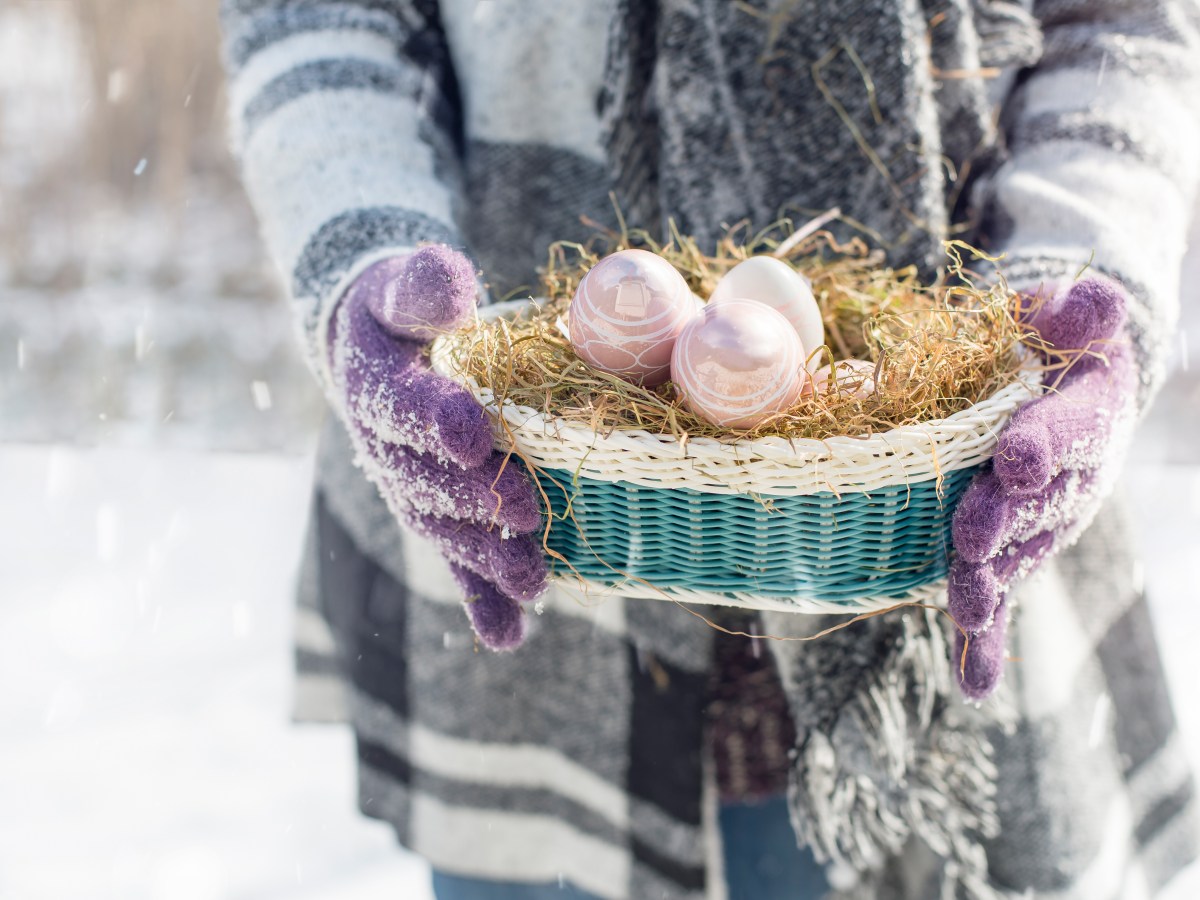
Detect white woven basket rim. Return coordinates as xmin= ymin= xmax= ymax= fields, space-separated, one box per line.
xmin=432 ymin=299 xmax=1040 ymax=495
xmin=549 ymin=572 xmax=950 ymax=614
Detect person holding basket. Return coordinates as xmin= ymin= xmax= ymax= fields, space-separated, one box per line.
xmin=221 ymin=1 xmax=1198 ymax=897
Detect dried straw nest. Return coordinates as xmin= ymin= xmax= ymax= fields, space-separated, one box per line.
xmin=444 ymin=221 xmax=1040 ymax=442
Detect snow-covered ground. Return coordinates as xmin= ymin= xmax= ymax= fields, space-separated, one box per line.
xmin=1 ymin=442 xmax=1198 ymax=899
xmin=0 ymin=445 xmax=433 ymax=900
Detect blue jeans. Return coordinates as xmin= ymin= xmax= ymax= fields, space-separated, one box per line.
xmin=431 ymin=795 xmax=828 ymax=900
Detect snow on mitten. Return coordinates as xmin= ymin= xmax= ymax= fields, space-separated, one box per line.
xmin=949 ymin=277 xmax=1137 ymax=698
xmin=327 ymin=246 xmax=547 ymax=648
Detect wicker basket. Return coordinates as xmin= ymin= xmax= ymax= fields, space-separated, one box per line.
xmin=432 ymin=301 xmax=1039 ymax=614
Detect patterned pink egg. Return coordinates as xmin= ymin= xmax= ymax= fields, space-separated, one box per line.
xmin=568 ymin=249 xmax=697 ymax=386
xmin=670 ymin=298 xmax=806 ymax=429
xmin=709 ymin=256 xmax=825 ymax=372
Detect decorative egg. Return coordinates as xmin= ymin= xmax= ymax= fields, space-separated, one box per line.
xmin=568 ymin=249 xmax=697 ymax=386
xmin=809 ymin=358 xmax=877 ymax=398
xmin=671 ymin=297 xmax=807 ymax=429
xmin=709 ymin=256 xmax=825 ymax=372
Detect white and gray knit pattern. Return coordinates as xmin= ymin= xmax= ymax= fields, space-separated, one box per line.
xmin=223 ymin=0 xmax=465 ymax=392
xmin=975 ymin=0 xmax=1200 ymax=407
xmin=222 ymin=1 xmax=1200 ymax=897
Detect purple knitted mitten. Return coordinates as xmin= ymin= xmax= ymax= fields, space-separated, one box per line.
xmin=328 ymin=246 xmax=547 ymax=649
xmin=949 ymin=277 xmax=1137 ymax=699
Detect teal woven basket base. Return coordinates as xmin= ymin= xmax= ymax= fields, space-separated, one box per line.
xmin=531 ymin=464 xmax=980 ymax=603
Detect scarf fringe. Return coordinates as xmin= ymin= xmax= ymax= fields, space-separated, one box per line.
xmin=785 ymin=609 xmax=1003 ymax=900
xmin=972 ymin=0 xmax=1045 ymax=69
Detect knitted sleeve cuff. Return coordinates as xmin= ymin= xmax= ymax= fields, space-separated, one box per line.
xmin=970 ymin=0 xmax=1200 ymax=416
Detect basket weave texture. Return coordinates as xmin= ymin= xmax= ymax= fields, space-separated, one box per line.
xmin=432 ymin=301 xmax=1038 ymax=613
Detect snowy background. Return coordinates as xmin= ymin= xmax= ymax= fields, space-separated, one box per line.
xmin=1 ymin=3 xmax=1198 ymax=899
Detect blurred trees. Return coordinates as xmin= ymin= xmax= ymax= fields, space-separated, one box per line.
xmin=0 ymin=1 xmax=322 ymax=450
xmin=71 ymin=0 xmax=229 ymax=210
xmin=1 ymin=0 xmax=240 ymax=286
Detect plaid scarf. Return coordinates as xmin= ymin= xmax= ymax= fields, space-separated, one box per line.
xmin=598 ymin=4 xmax=1035 ymax=893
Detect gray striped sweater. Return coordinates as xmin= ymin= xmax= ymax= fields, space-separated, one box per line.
xmin=221 ymin=1 xmax=1200 ymax=897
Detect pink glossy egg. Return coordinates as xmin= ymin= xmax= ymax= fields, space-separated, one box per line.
xmin=670 ymin=298 xmax=806 ymax=429
xmin=809 ymin=358 xmax=877 ymax=398
xmin=568 ymin=249 xmax=697 ymax=386
xmin=709 ymin=256 xmax=825 ymax=372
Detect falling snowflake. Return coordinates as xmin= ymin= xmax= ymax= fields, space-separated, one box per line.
xmin=251 ymin=380 xmax=273 ymax=410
